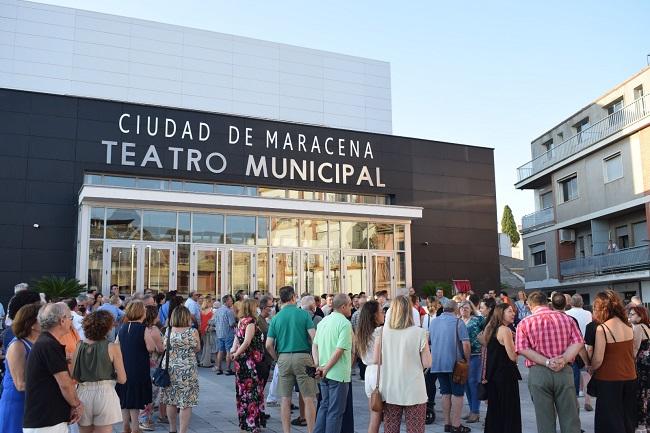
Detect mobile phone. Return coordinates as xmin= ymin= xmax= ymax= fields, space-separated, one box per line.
xmin=305 ymin=365 xmax=317 ymax=378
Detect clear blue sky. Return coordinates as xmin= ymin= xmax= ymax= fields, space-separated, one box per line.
xmin=43 ymin=0 xmax=650 ymax=226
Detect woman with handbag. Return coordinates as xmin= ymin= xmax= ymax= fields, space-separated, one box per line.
xmin=230 ymin=299 xmax=266 ymax=433
xmin=160 ymin=305 xmax=200 ymax=433
xmin=139 ymin=305 xmax=165 ymax=430
xmin=375 ymin=296 xmax=431 ymax=433
xmin=354 ymin=300 xmax=385 ymax=433
xmin=629 ymin=305 xmax=650 ymax=430
xmin=590 ymin=290 xmax=637 ymax=433
xmin=71 ymin=309 xmax=127 ymax=433
xmin=483 ymin=303 xmax=521 ymax=433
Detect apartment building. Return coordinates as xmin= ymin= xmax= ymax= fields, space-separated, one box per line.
xmin=516 ymin=67 xmax=650 ymax=304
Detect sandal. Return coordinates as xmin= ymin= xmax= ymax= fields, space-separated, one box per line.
xmin=291 ymin=417 xmax=307 ymax=426
xmin=451 ymin=425 xmax=471 ymax=433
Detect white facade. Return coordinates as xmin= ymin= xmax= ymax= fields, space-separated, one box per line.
xmin=0 ymin=0 xmax=392 ymax=133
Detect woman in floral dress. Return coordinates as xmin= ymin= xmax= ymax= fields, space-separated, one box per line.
xmin=160 ymin=306 xmax=200 ymax=433
xmin=231 ymin=299 xmax=265 ymax=433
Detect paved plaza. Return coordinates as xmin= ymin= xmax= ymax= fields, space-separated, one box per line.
xmin=129 ymin=360 xmax=596 ymax=433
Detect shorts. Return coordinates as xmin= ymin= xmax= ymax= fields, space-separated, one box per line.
xmin=215 ymin=336 xmax=234 ymax=353
xmin=364 ymin=364 xmax=379 ymax=398
xmin=23 ymin=422 xmax=69 ymax=433
xmin=76 ymin=380 xmax=123 ymax=426
xmin=437 ymin=372 xmax=465 ymax=397
xmin=277 ymin=353 xmax=317 ymax=398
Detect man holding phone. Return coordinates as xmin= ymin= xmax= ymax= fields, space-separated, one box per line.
xmin=266 ymin=286 xmax=317 ymax=433
xmin=312 ymin=294 xmax=353 ymax=433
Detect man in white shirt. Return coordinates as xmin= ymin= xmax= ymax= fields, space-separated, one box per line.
xmin=565 ymin=294 xmax=592 ymax=336
xmin=66 ymin=297 xmax=86 ymax=339
xmin=184 ymin=291 xmax=202 ymax=329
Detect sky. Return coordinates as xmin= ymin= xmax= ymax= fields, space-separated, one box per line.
xmin=40 ymin=0 xmax=650 ymax=227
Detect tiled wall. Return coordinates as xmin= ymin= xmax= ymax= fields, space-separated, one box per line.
xmin=0 ymin=0 xmax=392 ymax=133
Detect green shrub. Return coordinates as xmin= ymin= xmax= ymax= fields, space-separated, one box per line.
xmin=421 ymin=280 xmax=452 ymax=298
xmin=33 ymin=276 xmax=86 ymax=300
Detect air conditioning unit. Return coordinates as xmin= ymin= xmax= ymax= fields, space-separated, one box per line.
xmin=559 ymin=229 xmax=576 ymax=243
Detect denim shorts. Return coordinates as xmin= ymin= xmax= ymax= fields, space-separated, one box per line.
xmin=215 ymin=336 xmax=234 ymax=353
xmin=437 ymin=372 xmax=465 ymax=397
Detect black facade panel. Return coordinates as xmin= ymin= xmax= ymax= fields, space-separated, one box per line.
xmin=0 ymin=88 xmax=499 ymax=304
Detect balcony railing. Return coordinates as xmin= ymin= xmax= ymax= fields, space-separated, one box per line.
xmin=521 ymin=207 xmax=555 ymax=233
xmin=517 ymin=93 xmax=650 ymax=182
xmin=560 ymin=245 xmax=650 ymax=278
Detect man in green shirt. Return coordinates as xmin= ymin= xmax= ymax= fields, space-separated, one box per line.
xmin=266 ymin=286 xmax=317 ymax=433
xmin=312 ymin=293 xmax=353 ymax=433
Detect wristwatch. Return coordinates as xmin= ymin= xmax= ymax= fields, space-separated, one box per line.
xmin=545 ymin=359 xmax=550 ymax=367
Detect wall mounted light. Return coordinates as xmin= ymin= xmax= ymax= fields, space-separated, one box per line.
xmin=33 ymin=223 xmax=40 ymax=228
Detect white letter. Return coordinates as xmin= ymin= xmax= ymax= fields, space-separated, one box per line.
xmin=140 ymin=145 xmax=162 ymax=168
xmin=324 ymin=137 xmax=334 ymax=155
xmin=146 ymin=116 xmax=158 ymax=136
xmin=246 ymin=155 xmax=268 ymax=177
xmin=206 ymin=152 xmax=227 ymax=173
xmin=356 ymin=166 xmax=374 ymax=186
xmin=266 ymin=130 xmax=278 ymax=148
xmin=229 ymin=125 xmax=240 ymax=144
xmin=376 ymin=167 xmax=385 ymax=187
xmin=364 ymin=141 xmax=374 ymax=159
xmin=342 ymin=164 xmax=354 ymax=184
xmin=135 ymin=115 xmax=141 ymax=134
xmin=168 ymin=147 xmax=184 ymax=170
xmin=118 ymin=114 xmax=130 ymax=133
xmin=318 ymin=162 xmax=333 ymax=183
xmin=187 ymin=149 xmax=201 ymax=171
xmin=311 ymin=136 xmax=321 ymax=153
xmin=165 ymin=118 xmax=176 ymax=137
xmin=338 ymin=138 xmax=345 ymax=156
xmin=271 ymin=157 xmax=287 ymax=179
xmin=181 ymin=121 xmax=193 ymax=140
xmin=245 ymin=128 xmax=253 ymax=147
xmin=283 ymin=132 xmax=293 ymax=151
xmin=121 ymin=142 xmax=136 ymax=166
xmin=199 ymin=122 xmax=210 ymax=141
xmin=298 ymin=134 xmax=306 ymax=152
xmin=350 ymin=140 xmax=359 ymax=158
xmin=290 ymin=159 xmax=307 ymax=181
xmin=102 ymin=140 xmax=118 ymax=164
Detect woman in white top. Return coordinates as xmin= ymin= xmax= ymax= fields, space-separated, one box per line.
xmin=376 ymin=296 xmax=432 ymax=433
xmin=355 ymin=300 xmax=385 ymax=433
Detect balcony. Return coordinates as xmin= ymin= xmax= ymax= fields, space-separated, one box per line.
xmin=560 ymin=245 xmax=650 ymax=278
xmin=521 ymin=207 xmax=555 ymax=233
xmin=517 ymin=93 xmax=650 ymax=183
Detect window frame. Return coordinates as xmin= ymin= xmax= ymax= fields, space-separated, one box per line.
xmin=557 ymin=173 xmax=579 ymax=204
xmin=603 ymin=152 xmax=623 ymax=183
xmin=529 ymin=242 xmax=547 ymax=267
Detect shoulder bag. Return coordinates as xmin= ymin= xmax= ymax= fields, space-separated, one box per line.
xmin=477 ymin=345 xmax=488 ymax=400
xmin=152 ymin=326 xmax=172 ymax=388
xmin=370 ymin=329 xmax=384 ymax=412
xmin=452 ymin=319 xmax=469 ymax=384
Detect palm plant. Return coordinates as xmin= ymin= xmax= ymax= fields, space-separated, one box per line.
xmin=32 ymin=276 xmax=86 ymax=300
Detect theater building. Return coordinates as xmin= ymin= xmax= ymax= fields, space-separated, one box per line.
xmin=0 ymin=0 xmax=498 ymax=302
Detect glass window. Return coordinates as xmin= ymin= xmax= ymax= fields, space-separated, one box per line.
xmin=216 ymin=184 xmax=245 ymax=195
xmin=341 ymin=221 xmax=368 ymax=249
xmin=616 ymin=225 xmax=629 ymax=249
xmin=287 ymin=190 xmax=301 ymax=199
xmin=558 ymin=175 xmax=578 ymax=203
xmin=330 ymin=251 xmax=341 ymax=294
xmin=604 ymin=153 xmax=623 ymax=182
xmin=170 ymin=181 xmax=183 ymax=191
xmin=395 ymin=225 xmax=405 ymax=250
xmin=184 ymin=182 xmax=214 ymax=193
xmin=369 ymin=223 xmax=394 ymax=250
xmin=633 ymin=221 xmax=648 ymax=246
xmin=142 ymin=210 xmax=177 ymax=242
xmin=176 ymin=244 xmax=190 ymax=296
xmin=540 ymin=192 xmax=553 ymax=210
xmin=326 ymin=193 xmax=348 ymax=202
xmin=225 ymin=215 xmax=256 ymax=245
xmin=136 ymin=178 xmax=164 ymax=190
xmin=300 ymin=220 xmax=328 ymax=248
xmin=396 ymin=252 xmax=406 ymax=288
xmin=103 ymin=176 xmax=136 ymax=188
xmin=90 ymin=207 xmax=105 ymax=239
xmin=106 ymin=208 xmax=141 ymax=240
xmin=257 ymin=217 xmax=269 ymax=246
xmin=178 ymin=213 xmax=191 ymax=243
xmin=271 ymin=218 xmax=299 ymax=247
xmin=530 ymin=243 xmax=546 ymax=266
xmin=259 ymin=187 xmax=286 ymax=198
xmin=192 ymin=213 xmax=224 ymax=243
xmin=257 ymin=248 xmax=268 ymax=293
xmin=329 ymin=221 xmax=340 ymax=249
xmin=363 ymin=195 xmax=379 ymax=204
xmin=245 ymin=186 xmax=257 ymax=196
xmin=314 ymin=191 xmax=326 ymax=201
xmin=84 ymin=174 xmax=102 ymax=184
xmin=303 ymin=191 xmax=315 ymax=200
xmin=87 ymin=240 xmax=103 ymax=291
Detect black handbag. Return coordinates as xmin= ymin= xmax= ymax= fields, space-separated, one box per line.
xmin=477 ymin=346 xmax=488 ymax=401
xmin=152 ymin=327 xmax=171 ymax=388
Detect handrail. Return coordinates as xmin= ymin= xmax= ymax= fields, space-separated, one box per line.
xmin=517 ymin=93 xmax=650 ymax=182
xmin=521 ymin=207 xmax=554 ymax=232
xmin=560 ymin=245 xmax=650 ymax=277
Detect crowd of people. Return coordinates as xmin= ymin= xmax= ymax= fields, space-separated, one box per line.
xmin=1 ymin=282 xmax=650 ymax=433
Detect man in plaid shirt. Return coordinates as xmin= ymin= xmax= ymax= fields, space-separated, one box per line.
xmin=515 ymin=291 xmax=584 ymax=433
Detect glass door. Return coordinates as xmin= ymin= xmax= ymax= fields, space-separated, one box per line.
xmin=343 ymin=252 xmax=367 ymax=295
xmin=191 ymin=246 xmax=223 ymax=298
xmin=228 ymin=248 xmax=255 ymax=295
xmin=272 ymin=249 xmax=299 ymax=293
xmin=371 ymin=253 xmax=394 ymax=296
xmin=104 ymin=242 xmax=175 ymax=296
xmin=302 ymin=250 xmax=328 ymax=297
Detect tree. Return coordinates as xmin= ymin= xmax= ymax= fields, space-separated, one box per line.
xmin=501 ymin=205 xmax=520 ymax=247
